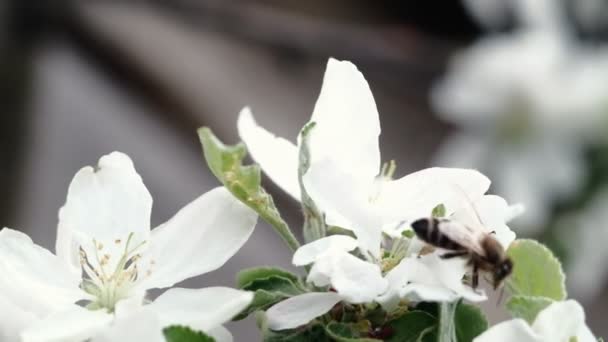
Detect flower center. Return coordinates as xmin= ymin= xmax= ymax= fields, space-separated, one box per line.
xmin=78 ymin=232 xmax=148 ymax=311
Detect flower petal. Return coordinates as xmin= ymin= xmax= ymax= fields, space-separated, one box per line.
xmin=330 ymin=253 xmax=388 ymax=303
xmin=532 ymin=300 xmax=595 ymax=342
xmin=462 ymin=195 xmax=520 ymax=248
xmin=0 ymin=229 xmax=86 ymax=316
xmin=375 ymin=167 xmax=491 ymax=223
xmin=473 ymin=319 xmax=541 ymax=342
xmin=147 ymin=287 xmax=253 ymax=332
xmin=21 ymin=305 xmax=113 ymax=342
xmin=292 ymin=235 xmax=358 ymax=266
xmin=303 ymin=158 xmax=381 ymax=257
xmin=91 ymin=309 xmax=164 ymax=342
xmin=140 ymin=187 xmax=258 ymax=289
xmin=0 ymin=294 xmax=38 ymax=341
xmin=308 ymin=58 xmax=381 ymax=184
xmin=383 ymin=255 xmax=486 ymax=304
xmin=266 ymin=292 xmax=342 ymax=330
xmin=57 ymin=152 xmax=152 ymax=270
xmin=237 ymin=108 xmax=301 ymax=201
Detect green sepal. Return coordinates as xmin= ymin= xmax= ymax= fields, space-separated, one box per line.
xmin=431 ymin=204 xmax=446 ymax=218
xmin=198 ymin=127 xmax=300 ymax=251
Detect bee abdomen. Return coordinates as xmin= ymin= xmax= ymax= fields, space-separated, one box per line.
xmin=411 ymin=218 xmax=465 ymax=251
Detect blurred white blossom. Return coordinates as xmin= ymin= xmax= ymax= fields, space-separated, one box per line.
xmin=0 ymin=152 xmax=257 ymax=341
xmin=433 ymin=0 xmax=608 ymax=231
xmin=474 ymin=300 xmax=596 ymax=342
xmin=555 ymin=188 xmax=608 ymax=300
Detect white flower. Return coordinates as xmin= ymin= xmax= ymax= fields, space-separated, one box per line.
xmin=265 ymin=193 xmax=520 ymax=330
xmin=0 ymin=152 xmax=257 ymax=341
xmin=239 ymin=58 xmax=494 ymax=258
xmin=432 ymin=0 xmax=608 ymax=230
xmin=474 ymin=300 xmax=596 ymax=342
xmin=555 ymin=188 xmax=608 ymax=300
xmin=239 ymin=58 xmax=520 ymax=331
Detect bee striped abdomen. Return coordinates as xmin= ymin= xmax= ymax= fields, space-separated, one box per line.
xmin=411 ymin=218 xmax=466 ymax=251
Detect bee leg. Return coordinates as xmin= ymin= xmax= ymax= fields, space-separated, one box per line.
xmin=472 ymin=263 xmax=479 ymax=289
xmin=440 ymin=251 xmax=469 ymax=259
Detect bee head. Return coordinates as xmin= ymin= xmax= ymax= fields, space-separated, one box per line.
xmin=492 ymin=258 xmax=513 ymax=289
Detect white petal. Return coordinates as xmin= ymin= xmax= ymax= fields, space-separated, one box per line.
xmin=57 ymin=152 xmax=152 ymax=270
xmin=330 ymin=253 xmax=388 ymax=303
xmin=266 ymin=292 xmax=342 ymax=330
xmin=205 ymin=325 xmax=233 ymax=342
xmin=375 ymin=167 xmax=491 ymax=223
xmin=308 ymin=58 xmax=381 ymax=183
xmin=237 ymin=108 xmax=301 ymax=201
xmin=147 ymin=287 xmax=253 ymax=331
xmin=292 ymin=235 xmax=358 ymax=266
xmin=91 ymin=309 xmax=164 ymax=342
xmin=472 ymin=195 xmax=519 ymax=248
xmin=532 ymin=300 xmax=595 ymax=341
xmin=303 ymin=158 xmax=382 ymax=257
xmin=0 ymin=294 xmax=38 ymax=341
xmin=473 ymin=319 xmax=541 ymax=342
xmin=306 ymin=256 xmax=334 ymax=287
xmin=0 ymin=229 xmax=86 ymax=316
xmin=140 ymin=187 xmax=257 ymax=289
xmin=21 ymin=306 xmax=113 ymax=342
xmin=383 ymin=255 xmax=485 ymax=303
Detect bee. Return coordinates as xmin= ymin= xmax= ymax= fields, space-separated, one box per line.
xmin=410 ymin=217 xmax=513 ymax=290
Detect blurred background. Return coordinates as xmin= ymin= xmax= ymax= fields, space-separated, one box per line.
xmin=2 ymin=0 xmax=608 ymax=339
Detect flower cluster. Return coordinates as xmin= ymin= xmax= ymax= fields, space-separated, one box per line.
xmin=0 ymin=56 xmax=599 ymax=341
xmin=223 ymin=58 xmax=596 ymax=341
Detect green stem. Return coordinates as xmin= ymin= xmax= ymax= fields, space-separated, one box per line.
xmin=438 ymin=301 xmax=458 ymax=342
xmin=264 ymin=213 xmax=301 ymax=252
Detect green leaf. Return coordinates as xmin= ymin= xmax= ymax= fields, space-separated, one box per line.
xmin=386 ymin=311 xmax=438 ymax=342
xmin=506 ymin=239 xmax=567 ymax=300
xmin=198 ymin=127 xmax=300 ymax=251
xmin=506 ymin=295 xmax=553 ymax=324
xmin=454 ymin=302 xmax=488 ymax=342
xmin=256 ymin=312 xmax=330 ymax=342
xmin=325 ymin=322 xmax=381 ymax=341
xmin=163 ymin=326 xmax=215 ymax=342
xmin=431 ymin=204 xmax=446 ymax=218
xmin=234 ymin=268 xmax=305 ymax=320
xmin=242 ymin=275 xmax=304 ymax=296
xmin=233 ymin=289 xmax=287 ymax=320
xmin=237 ymin=267 xmax=299 ymax=289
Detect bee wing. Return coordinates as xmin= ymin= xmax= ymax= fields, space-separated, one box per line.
xmin=447 ymin=182 xmax=486 ymax=232
xmin=437 ymin=220 xmax=486 ymax=256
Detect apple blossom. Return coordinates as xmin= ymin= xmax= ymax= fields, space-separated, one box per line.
xmin=474 ymin=300 xmax=596 ymax=342
xmin=0 ymin=152 xmax=257 ymax=341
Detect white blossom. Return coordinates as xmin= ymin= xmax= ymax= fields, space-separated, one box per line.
xmin=474 ymin=300 xmax=596 ymax=342
xmin=239 ymin=58 xmax=520 ymax=331
xmin=555 ymin=188 xmax=608 ymax=300
xmin=0 ymin=152 xmax=257 ymax=341
xmin=239 ymin=58 xmax=496 ymax=258
xmin=432 ymin=0 xmax=608 ymax=230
